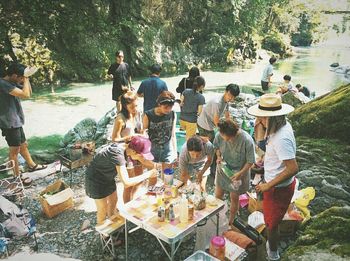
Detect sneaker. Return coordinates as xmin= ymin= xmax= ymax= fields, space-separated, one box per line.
xmin=266 ymin=241 xmax=280 ymax=260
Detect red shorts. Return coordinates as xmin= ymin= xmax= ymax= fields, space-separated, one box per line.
xmin=263 ymin=178 xmax=296 ymax=231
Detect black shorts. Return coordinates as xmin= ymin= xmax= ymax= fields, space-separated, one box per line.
xmin=1 ymin=127 xmax=26 ymax=147
xmin=261 ymin=81 xmax=269 ymax=91
xmin=112 ymin=85 xmax=127 ymax=102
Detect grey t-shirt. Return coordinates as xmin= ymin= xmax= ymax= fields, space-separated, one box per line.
xmin=180 ymin=89 xmax=205 ymax=123
xmin=86 ymin=143 xmax=126 ymax=186
xmin=214 ymin=130 xmax=255 ymax=192
xmin=261 ymin=64 xmax=274 ymax=82
xmin=197 ymin=95 xmax=228 ymax=131
xmin=0 ymin=79 xmax=25 ymax=128
xmin=179 ymin=140 xmax=214 ymax=175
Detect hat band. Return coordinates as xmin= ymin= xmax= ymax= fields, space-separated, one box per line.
xmin=258 ymin=105 xmax=282 ymax=111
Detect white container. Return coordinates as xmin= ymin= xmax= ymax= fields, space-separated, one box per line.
xmin=179 ymin=194 xmax=189 ymax=223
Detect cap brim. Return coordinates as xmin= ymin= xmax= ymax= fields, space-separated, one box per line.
xmin=247 ymin=103 xmax=294 ymax=117
xmin=142 ymin=152 xmax=154 ymax=161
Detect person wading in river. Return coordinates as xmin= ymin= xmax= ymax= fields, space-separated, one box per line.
xmin=248 ymin=94 xmax=298 ymax=261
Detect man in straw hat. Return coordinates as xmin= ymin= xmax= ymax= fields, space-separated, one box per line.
xmin=247 ymin=93 xmax=298 ymax=260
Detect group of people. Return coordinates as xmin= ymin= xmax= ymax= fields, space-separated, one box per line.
xmin=0 ymin=52 xmax=300 ymax=260
xmin=261 ymin=57 xmax=311 ymax=100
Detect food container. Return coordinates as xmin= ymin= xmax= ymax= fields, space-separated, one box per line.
xmin=163 ymin=168 xmax=174 ymax=186
xmin=184 ymin=250 xmax=220 ymax=261
xmin=209 ymin=236 xmax=226 ymax=261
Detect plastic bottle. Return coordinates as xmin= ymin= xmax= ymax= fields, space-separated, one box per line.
xmin=179 ymin=194 xmax=189 ymax=223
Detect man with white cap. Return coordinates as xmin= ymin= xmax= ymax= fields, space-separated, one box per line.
xmin=247 ymin=93 xmax=298 ymax=260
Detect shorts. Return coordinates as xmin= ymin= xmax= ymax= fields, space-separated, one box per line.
xmin=1 ymin=127 xmax=26 ymax=147
xmin=112 ymin=85 xmax=127 ymax=101
xmin=180 ymin=120 xmax=197 ymax=140
xmin=263 ymin=178 xmax=296 ymax=231
xmin=151 ymin=142 xmax=177 ymax=163
xmin=197 ymin=125 xmax=215 ymax=143
xmin=85 ymin=170 xmax=116 ymax=199
xmin=261 ymin=81 xmax=269 ymax=91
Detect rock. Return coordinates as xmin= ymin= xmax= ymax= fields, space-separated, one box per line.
xmin=320 ymin=180 xmax=350 ymax=201
xmin=282 ymin=92 xmax=303 ymax=108
xmin=81 ymin=219 xmax=90 ymax=231
xmin=330 ymin=62 xmax=339 ymax=68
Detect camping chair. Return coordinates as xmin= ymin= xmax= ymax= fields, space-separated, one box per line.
xmin=95 ymin=214 xmax=125 ymax=258
xmin=0 ymin=160 xmax=25 ymax=202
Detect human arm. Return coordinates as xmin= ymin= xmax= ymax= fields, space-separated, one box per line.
xmin=255 ymin=159 xmax=298 ymax=192
xmin=180 ymin=94 xmax=185 ymax=107
xmin=176 ymin=78 xmax=185 ymax=94
xmin=179 ymin=147 xmax=190 ymax=184
xmin=9 ymin=77 xmax=32 ymax=99
xmin=141 ymin=113 xmax=149 ymax=135
xmin=196 ymin=154 xmax=212 ymax=183
xmin=231 ymin=162 xmax=253 ymax=181
xmin=197 ymin=105 xmax=203 ymax=116
xmin=116 ymin=165 xmax=157 ymax=188
xmin=137 ymin=82 xmax=144 ymax=97
xmin=171 ymin=112 xmax=177 ymax=155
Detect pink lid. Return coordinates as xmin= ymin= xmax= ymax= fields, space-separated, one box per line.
xmin=211 ymin=236 xmax=225 ymax=247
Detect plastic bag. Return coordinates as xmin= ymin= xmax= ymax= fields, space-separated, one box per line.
xmin=294 ymin=187 xmax=315 ymax=221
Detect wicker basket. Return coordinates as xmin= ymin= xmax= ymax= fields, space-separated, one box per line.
xmin=39 ymin=180 xmax=74 ymax=218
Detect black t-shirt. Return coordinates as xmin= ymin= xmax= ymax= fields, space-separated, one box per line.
xmin=108 ymin=62 xmax=130 ymax=88
xmin=301 ymin=86 xmax=310 ymax=98
xmin=176 ymin=77 xmax=194 ymax=94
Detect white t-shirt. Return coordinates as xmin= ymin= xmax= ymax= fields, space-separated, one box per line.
xmin=264 ymin=122 xmax=296 ymax=187
xmin=261 ymin=64 xmax=273 ymax=82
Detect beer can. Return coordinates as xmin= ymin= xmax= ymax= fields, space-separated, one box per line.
xmin=171 ymin=185 xmax=178 ymax=198
xmin=188 ymin=204 xmax=194 ymax=220
xmin=158 ymin=206 xmax=165 ymax=222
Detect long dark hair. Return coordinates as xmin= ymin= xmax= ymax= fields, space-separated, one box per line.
xmin=188 ymin=66 xmax=200 ymax=79
xmin=266 ymin=115 xmax=287 ymax=136
xmin=192 ymin=76 xmax=205 ymax=93
xmin=120 ymin=91 xmax=137 ymax=119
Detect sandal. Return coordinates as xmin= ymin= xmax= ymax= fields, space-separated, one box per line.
xmin=20 ymin=175 xmax=32 ymax=187
xmin=28 ymin=164 xmax=47 ymax=172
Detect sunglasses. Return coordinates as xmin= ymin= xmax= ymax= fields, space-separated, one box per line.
xmin=159 ymin=99 xmax=175 ymax=105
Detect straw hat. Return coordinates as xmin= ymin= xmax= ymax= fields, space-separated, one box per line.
xmin=247 ymin=93 xmax=294 ymax=117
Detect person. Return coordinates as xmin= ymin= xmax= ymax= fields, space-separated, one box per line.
xmin=276 ymin=75 xmax=298 ymax=95
xmin=179 ymin=76 xmax=206 ymax=140
xmin=197 ymin=84 xmax=240 ymax=142
xmin=179 ymin=135 xmax=214 ymax=191
xmin=137 ymin=64 xmax=168 ymax=112
xmin=247 ymin=93 xmax=298 ymax=261
xmin=108 ymin=50 xmax=132 ymax=111
xmin=143 ymin=91 xmax=177 ymax=168
xmin=176 ymin=66 xmax=200 ymax=94
xmin=214 ymin=119 xmax=255 ymax=225
xmin=111 ymin=91 xmax=142 ymax=143
xmin=261 ymin=57 xmax=277 ymax=92
xmin=85 ymin=136 xmax=158 ymax=225
xmin=296 ymin=84 xmax=310 ymax=98
xmin=0 ymin=63 xmax=47 ymax=186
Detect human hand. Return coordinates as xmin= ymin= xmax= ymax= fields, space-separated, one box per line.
xmin=231 ymin=173 xmax=241 ymax=182
xmin=122 ymin=86 xmax=129 ymax=91
xmin=149 ymin=169 xmax=158 ymax=178
xmin=196 ymin=172 xmax=203 ymax=184
xmin=216 ymin=157 xmax=222 ymax=165
xmin=255 ymin=182 xmax=271 ymax=193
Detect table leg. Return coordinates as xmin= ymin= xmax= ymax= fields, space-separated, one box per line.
xmin=170 ymin=242 xmax=175 ymax=261
xmin=125 ymin=220 xmax=128 ymax=261
xmin=216 ymin=213 xmax=219 ymax=235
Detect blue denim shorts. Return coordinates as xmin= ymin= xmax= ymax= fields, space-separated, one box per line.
xmin=151 ymin=142 xmax=177 ymax=163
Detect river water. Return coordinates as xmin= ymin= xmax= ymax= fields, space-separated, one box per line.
xmin=1 ymin=44 xmax=350 ymax=148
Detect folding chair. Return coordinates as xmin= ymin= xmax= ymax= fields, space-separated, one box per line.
xmin=95 ymin=214 xmax=125 ymax=258
xmin=0 ymin=160 xmax=25 ymax=201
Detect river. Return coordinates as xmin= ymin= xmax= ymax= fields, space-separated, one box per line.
xmin=1 ymin=44 xmax=349 ymax=148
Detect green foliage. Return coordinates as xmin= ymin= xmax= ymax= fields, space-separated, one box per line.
xmin=262 ymin=32 xmax=292 ymax=57
xmin=289 ymin=84 xmax=350 ymax=144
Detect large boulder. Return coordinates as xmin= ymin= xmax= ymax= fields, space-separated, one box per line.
xmin=289 ymin=84 xmax=350 ymax=144
xmin=283 ymin=206 xmax=350 ymax=260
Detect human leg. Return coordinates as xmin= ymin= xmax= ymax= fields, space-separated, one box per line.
xmin=9 ymin=146 xmax=21 ymax=176
xmin=19 ymin=142 xmax=36 ymax=168
xmin=95 ymin=197 xmax=108 ymax=225
xmin=107 ymin=191 xmax=118 ymax=218
xmin=215 ymin=184 xmax=224 ymax=200
xmin=229 ymin=191 xmax=239 ymax=224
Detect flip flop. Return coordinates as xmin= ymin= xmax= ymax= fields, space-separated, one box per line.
xmin=20 ymin=175 xmax=32 ymax=187
xmin=28 ymin=164 xmax=47 ymax=172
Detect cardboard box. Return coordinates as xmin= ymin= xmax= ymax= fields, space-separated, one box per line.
xmin=39 ymin=180 xmax=74 ymax=218
xmin=247 ymin=192 xmax=263 ymax=213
